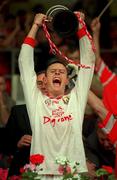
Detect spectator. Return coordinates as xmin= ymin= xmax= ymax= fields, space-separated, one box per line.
xmin=6 ymin=104 xmax=32 ymax=177
xmin=84 ymin=121 xmax=115 ymax=172
xmin=5 ymin=71 xmax=47 ymax=177
xmin=0 ymin=14 xmax=20 ymax=48
xmin=0 ymin=74 xmax=15 ymax=127
xmin=0 ymin=74 xmax=15 ymax=170
xmin=91 ymin=17 xmax=117 ymax=116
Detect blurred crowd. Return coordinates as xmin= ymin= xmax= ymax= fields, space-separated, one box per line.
xmin=0 ymin=1 xmax=116 ymax=94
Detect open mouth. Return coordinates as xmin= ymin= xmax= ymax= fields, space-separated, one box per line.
xmin=53 ymin=78 xmax=61 ymax=86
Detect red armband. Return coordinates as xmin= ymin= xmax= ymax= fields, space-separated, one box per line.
xmin=98 ymin=112 xmax=117 ymax=145
xmin=98 ymin=111 xmax=112 ymax=129
xmin=77 ymin=26 xmax=86 ymax=39
xmin=107 ymin=121 xmax=117 ymax=144
xmin=24 ymin=37 xmax=36 ymax=47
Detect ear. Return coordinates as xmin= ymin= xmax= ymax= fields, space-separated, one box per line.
xmin=65 ymin=77 xmax=69 ymax=85
xmin=44 ymin=76 xmax=47 ymax=84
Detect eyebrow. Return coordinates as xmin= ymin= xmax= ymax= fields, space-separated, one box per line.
xmin=37 ymin=80 xmax=43 ymax=84
xmin=49 ymin=68 xmax=66 ymax=71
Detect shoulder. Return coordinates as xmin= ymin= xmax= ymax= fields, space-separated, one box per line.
xmin=11 ymin=104 xmax=27 ymax=113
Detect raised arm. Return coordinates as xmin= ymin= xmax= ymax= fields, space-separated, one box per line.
xmin=0 ymin=17 xmax=20 ymax=48
xmin=90 ymin=17 xmax=101 ymax=68
xmin=18 ymin=13 xmax=46 ymax=84
xmin=18 ymin=13 xmax=47 ymax=127
xmin=88 ymin=90 xmax=108 ymax=120
xmin=88 ymin=90 xmax=117 ymax=147
xmin=25 ymin=13 xmax=46 ymax=39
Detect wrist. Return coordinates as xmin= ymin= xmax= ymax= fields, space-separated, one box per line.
xmin=33 ymin=22 xmax=40 ymax=28
xmin=93 ymin=31 xmax=100 ymax=36
xmin=1 ymin=105 xmax=7 ymax=109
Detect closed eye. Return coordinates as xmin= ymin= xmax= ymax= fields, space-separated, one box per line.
xmin=37 ymin=81 xmax=43 ymax=86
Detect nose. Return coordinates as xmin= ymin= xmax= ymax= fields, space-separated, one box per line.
xmin=42 ymin=83 xmax=45 ymax=89
xmin=104 ymin=140 xmax=110 ymax=147
xmin=55 ymin=70 xmax=60 ymax=75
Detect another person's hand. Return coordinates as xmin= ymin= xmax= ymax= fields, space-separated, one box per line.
xmin=17 ymin=135 xmax=32 ymax=148
xmin=90 ymin=17 xmax=101 ymax=35
xmin=86 ymin=160 xmax=96 ymax=178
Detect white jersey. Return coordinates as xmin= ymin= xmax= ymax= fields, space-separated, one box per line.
xmin=19 ymin=33 xmax=95 ymax=174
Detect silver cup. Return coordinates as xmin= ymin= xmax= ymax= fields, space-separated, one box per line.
xmin=45 ymin=5 xmax=78 ymax=37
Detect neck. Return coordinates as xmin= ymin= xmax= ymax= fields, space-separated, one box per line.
xmin=46 ymin=91 xmax=64 ymax=99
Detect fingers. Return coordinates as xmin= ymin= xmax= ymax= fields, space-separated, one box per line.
xmin=17 ymin=135 xmax=32 ymax=148
xmin=86 ymin=161 xmax=96 ymax=177
xmin=34 ymin=13 xmax=47 ymax=27
xmin=21 ymin=141 xmax=31 ymax=147
xmin=74 ymin=11 xmax=85 ymax=21
xmin=90 ymin=18 xmax=101 ymax=34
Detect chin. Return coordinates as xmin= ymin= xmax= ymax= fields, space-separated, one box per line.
xmin=53 ymin=89 xmax=63 ymax=96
